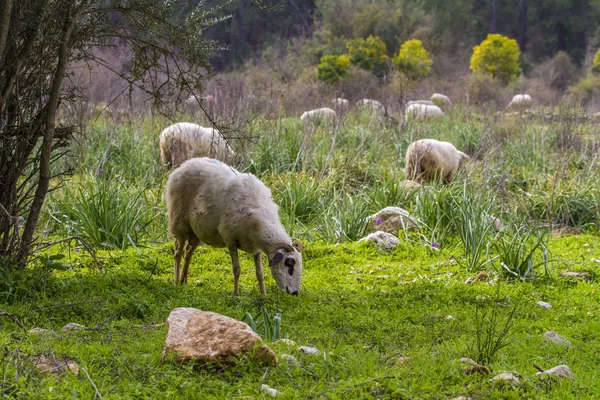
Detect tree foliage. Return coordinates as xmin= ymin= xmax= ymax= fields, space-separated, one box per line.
xmin=592 ymin=49 xmax=600 ymax=74
xmin=316 ymin=54 xmax=350 ymax=84
xmin=470 ymin=34 xmax=522 ymax=84
xmin=346 ymin=35 xmax=389 ymax=78
xmin=0 ymin=0 xmax=224 ymax=268
xmin=392 ymin=39 xmax=433 ymax=84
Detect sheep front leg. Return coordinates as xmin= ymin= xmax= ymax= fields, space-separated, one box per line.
xmin=228 ymin=247 xmax=241 ymax=296
xmin=253 ymin=253 xmax=266 ymax=295
xmin=173 ymin=238 xmax=183 ymax=284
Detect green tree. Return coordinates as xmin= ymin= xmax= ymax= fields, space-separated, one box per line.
xmin=592 ymin=49 xmax=600 ymax=74
xmin=346 ymin=35 xmax=389 ymax=77
xmin=470 ymin=34 xmax=522 ymax=84
xmin=0 ymin=0 xmax=224 ymax=267
xmin=316 ymin=54 xmax=350 ymax=84
xmin=392 ymin=39 xmax=433 ymax=84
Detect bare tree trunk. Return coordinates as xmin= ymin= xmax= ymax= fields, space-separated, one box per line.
xmin=518 ymin=0 xmax=527 ymax=51
xmin=289 ymin=0 xmax=312 ymax=37
xmin=17 ymin=1 xmax=79 ymax=266
xmin=489 ymin=0 xmax=496 ymax=33
xmin=0 ymin=0 xmax=13 ymax=60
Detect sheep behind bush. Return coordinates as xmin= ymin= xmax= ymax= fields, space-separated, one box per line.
xmin=300 ymin=107 xmax=337 ymax=122
xmin=405 ymin=139 xmax=469 ymax=184
xmin=166 ymin=157 xmax=303 ymax=295
xmin=159 ymin=122 xmax=235 ymax=168
xmin=405 ymin=104 xmax=445 ymax=120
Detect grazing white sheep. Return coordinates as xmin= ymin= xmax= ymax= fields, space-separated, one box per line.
xmin=300 ymin=107 xmax=337 ymax=122
xmin=159 ymin=122 xmax=235 ymax=168
xmin=356 ymin=99 xmax=385 ymax=116
xmin=405 ymin=104 xmax=445 ymax=120
xmin=405 ymin=139 xmax=469 ymax=184
xmin=507 ymin=94 xmax=532 ymax=110
xmin=166 ymin=157 xmax=303 ymax=295
xmin=406 ymin=100 xmax=435 ymax=107
xmin=431 ymin=93 xmax=452 ymax=108
xmin=332 ymin=98 xmax=350 ymax=110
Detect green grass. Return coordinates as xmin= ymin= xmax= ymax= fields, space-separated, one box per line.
xmin=1 ymin=236 xmax=599 ymax=398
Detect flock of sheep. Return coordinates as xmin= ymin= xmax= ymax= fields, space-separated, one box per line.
xmin=160 ymin=92 xmax=532 ymax=295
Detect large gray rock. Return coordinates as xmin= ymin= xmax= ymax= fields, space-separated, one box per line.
xmin=161 ymin=308 xmax=277 ymax=366
xmin=368 ymin=206 xmax=419 ymax=233
xmin=359 ymin=231 xmax=400 ymax=251
xmin=536 ymin=364 xmax=573 ymax=379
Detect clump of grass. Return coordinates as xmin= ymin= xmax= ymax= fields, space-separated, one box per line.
xmin=49 ymin=174 xmax=153 ymax=250
xmin=243 ymin=307 xmax=284 ymax=342
xmin=493 ymin=219 xmax=549 ymax=281
xmin=318 ymin=192 xmax=370 ymax=243
xmin=413 ymin=185 xmax=458 ymax=245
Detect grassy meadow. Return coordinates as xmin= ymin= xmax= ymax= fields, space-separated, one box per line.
xmin=1 ymin=103 xmax=600 ymax=398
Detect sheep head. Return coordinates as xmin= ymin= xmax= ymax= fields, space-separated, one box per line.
xmin=268 ymin=242 xmax=303 ymax=295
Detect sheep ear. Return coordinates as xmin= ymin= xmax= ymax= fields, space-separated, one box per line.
xmin=269 ymin=251 xmax=284 ymax=266
xmin=293 ymin=240 xmax=305 ymax=253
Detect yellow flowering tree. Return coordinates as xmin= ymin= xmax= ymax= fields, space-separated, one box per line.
xmin=470 ymin=34 xmax=522 ymax=84
xmin=392 ymin=39 xmax=433 ymax=84
xmin=346 ymin=35 xmax=389 ymax=77
xmin=317 ymin=55 xmax=351 ymax=84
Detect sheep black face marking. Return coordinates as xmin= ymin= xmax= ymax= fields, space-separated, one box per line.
xmin=284 ymin=258 xmax=295 ymax=275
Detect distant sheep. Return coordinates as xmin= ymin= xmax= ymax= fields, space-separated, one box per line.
xmin=300 ymin=107 xmax=337 ymax=122
xmin=431 ymin=93 xmax=452 ymax=108
xmin=405 ymin=104 xmax=445 ymax=120
xmin=356 ymin=99 xmax=385 ymax=116
xmin=332 ymin=98 xmax=350 ymax=110
xmin=405 ymin=139 xmax=469 ymax=184
xmin=166 ymin=157 xmax=303 ymax=295
xmin=507 ymin=94 xmax=532 ymax=110
xmin=159 ymin=122 xmax=235 ymax=168
xmin=406 ymin=100 xmax=434 ymax=107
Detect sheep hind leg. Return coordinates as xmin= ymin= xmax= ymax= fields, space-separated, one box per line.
xmin=228 ymin=247 xmax=241 ymax=296
xmin=180 ymin=234 xmax=199 ymax=285
xmin=253 ymin=253 xmax=266 ymax=295
xmin=173 ymin=237 xmax=184 ymax=284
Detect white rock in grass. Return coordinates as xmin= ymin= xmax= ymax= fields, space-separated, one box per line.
xmin=274 ymin=338 xmax=296 ymax=346
xmin=280 ymin=354 xmax=300 ymax=367
xmin=536 ymin=301 xmax=552 ymax=309
xmin=29 ymin=328 xmax=62 ymax=339
xmin=452 ymin=397 xmax=471 ymax=400
xmin=492 ymin=371 xmax=520 ymax=384
xmin=536 ymin=364 xmax=573 ymax=379
xmin=34 ymin=355 xmax=80 ymax=377
xmin=297 ymin=346 xmax=320 ymax=355
xmin=560 ymin=271 xmax=590 ymax=279
xmin=260 ymin=384 xmax=282 ymax=397
xmin=359 ymin=231 xmax=400 ymax=251
xmin=61 ymin=323 xmax=88 ymax=332
xmin=543 ymin=331 xmax=573 ymax=347
xmin=368 ymin=206 xmax=420 ymax=233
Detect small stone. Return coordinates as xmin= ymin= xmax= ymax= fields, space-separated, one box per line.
xmin=280 ymin=354 xmax=300 ymax=367
xmin=34 ymin=355 xmax=79 ymax=377
xmin=492 ymin=371 xmax=520 ymax=384
xmin=552 ymin=227 xmax=581 ymax=237
xmin=367 ymin=207 xmax=420 ymax=234
xmin=274 ymin=339 xmax=296 ymax=346
xmin=560 ymin=271 xmax=590 ymax=279
xmin=536 ymin=301 xmax=552 ymax=309
xmin=452 ymin=397 xmax=471 ymax=400
xmin=260 ymin=384 xmax=281 ymax=397
xmin=458 ymin=358 xmax=489 ymax=375
xmin=28 ymin=328 xmax=62 ymax=339
xmin=536 ymin=364 xmax=573 ymax=379
xmin=61 ymin=323 xmax=87 ymax=332
xmin=465 ymin=272 xmax=488 ymax=284
xmin=543 ymin=331 xmax=573 ymax=347
xmin=359 ymin=231 xmax=400 ymax=251
xmin=297 ymin=346 xmax=320 ymax=355
xmin=394 ymin=355 xmax=410 ymax=365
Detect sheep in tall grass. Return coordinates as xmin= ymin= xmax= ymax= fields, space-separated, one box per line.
xmin=406 ymin=100 xmax=434 ymax=107
xmin=405 ymin=139 xmax=469 ymax=184
xmin=166 ymin=157 xmax=303 ymax=295
xmin=507 ymin=94 xmax=532 ymax=110
xmin=300 ymin=107 xmax=337 ymax=122
xmin=159 ymin=122 xmax=235 ymax=168
xmin=431 ymin=93 xmax=452 ymax=108
xmin=405 ymin=103 xmax=445 ymax=120
xmin=332 ymin=98 xmax=350 ymax=111
xmin=356 ymin=99 xmax=385 ymax=116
